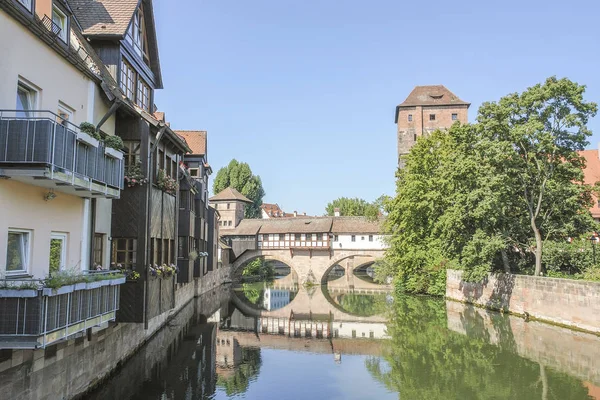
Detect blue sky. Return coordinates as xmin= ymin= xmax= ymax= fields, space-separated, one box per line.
xmin=153 ymin=0 xmax=600 ymax=216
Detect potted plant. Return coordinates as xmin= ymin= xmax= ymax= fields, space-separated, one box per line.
xmin=157 ymin=169 xmax=178 ymax=195
xmin=124 ymin=162 xmax=148 ymax=187
xmin=0 ymin=281 xmax=40 ymax=298
xmin=104 ymin=135 xmax=124 ymax=160
xmin=77 ymin=122 xmax=100 ymax=148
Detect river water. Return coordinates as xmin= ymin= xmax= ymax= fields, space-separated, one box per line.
xmin=84 ymin=271 xmax=600 ymax=400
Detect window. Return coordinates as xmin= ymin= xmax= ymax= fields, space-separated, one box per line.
xmin=16 ymin=82 xmax=36 ymax=113
xmin=126 ymin=6 xmax=150 ymax=64
xmin=334 ymin=235 xmax=338 ymax=242
xmin=49 ymin=233 xmax=67 ymax=274
xmin=123 ymin=141 xmax=141 ymax=167
xmin=137 ymin=78 xmax=150 ymax=111
xmin=408 ymin=114 xmax=413 ymax=122
xmin=178 ymin=237 xmax=186 ymax=258
xmin=361 ymin=236 xmax=365 ymax=241
xmin=112 ymin=238 xmax=137 ymax=269
xmin=263 ymin=234 xmax=269 ymax=241
xmin=279 ymin=234 xmax=285 ymax=241
xmin=452 ymin=113 xmax=458 ymax=121
xmin=351 ymin=235 xmax=356 ymax=242
xmin=295 ymin=233 xmax=301 ymax=241
xmin=429 ymin=114 xmax=436 ymax=121
xmin=17 ymin=0 xmax=32 ymax=12
xmin=93 ymin=234 xmax=104 ymax=267
xmin=369 ymin=235 xmax=374 ymax=242
xmin=52 ymin=5 xmax=68 ymax=42
xmin=228 ymin=221 xmax=232 ymax=226
xmin=57 ymin=102 xmax=74 ymax=126
xmin=189 ymin=168 xmax=199 ymax=177
xmin=227 ymin=203 xmax=231 ymax=210
xmin=6 ymin=230 xmax=31 ymax=274
xmin=120 ymin=60 xmax=136 ymax=100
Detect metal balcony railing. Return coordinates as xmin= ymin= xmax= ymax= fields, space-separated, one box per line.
xmin=0 ymin=110 xmax=124 ymax=195
xmin=0 ymin=272 xmax=125 ymax=349
xmin=41 ymin=15 xmax=62 ymax=37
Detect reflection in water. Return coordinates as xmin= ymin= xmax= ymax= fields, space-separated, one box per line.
xmin=83 ymin=283 xmax=600 ymax=400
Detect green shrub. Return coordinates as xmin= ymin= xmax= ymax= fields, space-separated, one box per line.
xmin=104 ymin=135 xmax=124 ymax=150
xmin=79 ymin=122 xmax=101 ymax=140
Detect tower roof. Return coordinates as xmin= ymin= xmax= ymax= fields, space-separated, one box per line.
xmin=209 ymin=187 xmax=252 ymax=203
xmin=395 ymin=85 xmax=469 ymax=123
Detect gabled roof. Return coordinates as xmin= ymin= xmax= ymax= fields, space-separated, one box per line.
xmin=69 ymin=0 xmax=139 ymax=37
xmin=69 ymin=0 xmax=163 ymax=88
xmin=259 ymin=217 xmax=333 ymax=234
xmin=209 ymin=187 xmax=252 ymax=203
xmin=175 ymin=131 xmax=207 ymax=156
xmin=331 ymin=217 xmax=382 ymax=234
xmin=398 ymin=85 xmax=470 ymax=108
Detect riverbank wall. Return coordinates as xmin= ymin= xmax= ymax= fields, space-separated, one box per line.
xmin=446 ymin=300 xmax=600 ymax=386
xmin=0 ymin=268 xmax=231 ymax=400
xmin=446 ymin=269 xmax=600 ymax=334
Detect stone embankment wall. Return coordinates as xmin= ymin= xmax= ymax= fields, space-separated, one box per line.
xmin=446 ymin=300 xmax=600 ymax=386
xmin=0 ymin=268 xmax=232 ymax=400
xmin=446 ymin=269 xmax=600 ymax=334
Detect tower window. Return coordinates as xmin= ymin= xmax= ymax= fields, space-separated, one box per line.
xmin=452 ymin=113 xmax=458 ymax=121
xmin=408 ymin=114 xmax=413 ymax=122
xmin=429 ymin=114 xmax=436 ymax=121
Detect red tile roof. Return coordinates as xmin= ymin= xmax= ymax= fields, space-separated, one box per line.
xmin=398 ymin=85 xmax=470 ymax=108
xmin=579 ymin=150 xmax=600 ymax=218
xmin=175 ymin=130 xmax=207 ymax=156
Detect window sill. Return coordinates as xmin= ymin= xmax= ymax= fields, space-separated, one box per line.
xmin=4 ymin=273 xmax=33 ymax=280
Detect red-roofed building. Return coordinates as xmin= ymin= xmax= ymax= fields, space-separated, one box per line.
xmin=579 ymin=149 xmax=600 ymax=221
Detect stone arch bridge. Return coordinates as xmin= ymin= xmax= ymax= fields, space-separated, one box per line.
xmin=231 ymin=248 xmax=386 ymax=284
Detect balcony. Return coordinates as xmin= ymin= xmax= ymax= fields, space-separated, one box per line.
xmin=0 ymin=110 xmax=124 ymax=198
xmin=0 ymin=272 xmax=126 ymax=349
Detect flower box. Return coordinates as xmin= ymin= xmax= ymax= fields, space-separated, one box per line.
xmin=0 ymin=289 xmax=39 ymax=298
xmin=105 ymin=146 xmax=124 ymax=160
xmin=86 ymin=280 xmax=107 ymax=290
xmin=110 ymin=277 xmax=126 ymax=286
xmin=74 ymin=282 xmax=87 ymax=291
xmin=43 ymin=284 xmax=75 ymax=296
xmin=76 ymin=131 xmax=100 ymax=148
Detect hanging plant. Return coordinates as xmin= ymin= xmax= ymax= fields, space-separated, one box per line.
xmin=125 ymin=162 xmax=148 ymax=187
xmin=157 ymin=169 xmax=178 ymax=195
xmin=79 ymin=122 xmax=101 ymax=140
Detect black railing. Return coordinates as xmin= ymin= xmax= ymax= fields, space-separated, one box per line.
xmin=41 ymin=14 xmax=62 ymax=37
xmin=0 ymin=110 xmax=124 ymax=192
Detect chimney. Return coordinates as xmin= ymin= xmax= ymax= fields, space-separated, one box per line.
xmin=294 ymin=211 xmax=297 ymax=217
xmin=334 ymin=208 xmax=340 ymax=217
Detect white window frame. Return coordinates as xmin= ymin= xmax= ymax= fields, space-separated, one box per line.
xmin=16 ymin=81 xmax=38 ymax=114
xmin=6 ymin=229 xmax=32 ymax=275
xmin=50 ymin=232 xmax=68 ymax=273
xmin=52 ymin=5 xmax=68 ymax=42
xmin=57 ymin=102 xmax=74 ymax=126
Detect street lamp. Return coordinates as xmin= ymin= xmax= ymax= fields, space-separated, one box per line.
xmin=590 ymin=233 xmax=598 ymax=265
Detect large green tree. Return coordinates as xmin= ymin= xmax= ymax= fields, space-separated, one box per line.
xmin=383 ymin=77 xmax=597 ymax=293
xmin=213 ymin=159 xmax=265 ymax=218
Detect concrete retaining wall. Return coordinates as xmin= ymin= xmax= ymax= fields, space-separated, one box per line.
xmin=446 ymin=269 xmax=600 ymax=334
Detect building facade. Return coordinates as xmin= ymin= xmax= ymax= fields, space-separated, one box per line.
xmin=209 ymin=187 xmax=252 ymax=230
xmin=396 ymin=85 xmax=469 ymax=167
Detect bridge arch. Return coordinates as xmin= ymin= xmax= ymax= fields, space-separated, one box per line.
xmin=320 ymin=254 xmax=382 ymax=285
xmin=232 ymin=252 xmax=300 ymax=280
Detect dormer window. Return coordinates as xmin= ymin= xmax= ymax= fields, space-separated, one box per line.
xmin=126 ymin=6 xmax=150 ymax=65
xmin=17 ymin=0 xmax=32 ymax=12
xmin=52 ymin=5 xmax=68 ymax=43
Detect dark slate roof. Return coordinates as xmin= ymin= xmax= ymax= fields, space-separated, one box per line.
xmin=209 ymin=187 xmax=252 ymax=203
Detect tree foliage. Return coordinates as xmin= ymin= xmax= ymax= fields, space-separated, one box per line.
xmin=325 ymin=196 xmax=390 ymax=220
xmin=383 ymin=77 xmax=598 ymax=294
xmin=213 ymin=159 xmax=265 ymax=218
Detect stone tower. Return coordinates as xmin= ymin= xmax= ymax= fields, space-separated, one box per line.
xmin=395 ymin=85 xmax=470 ymax=168
xmin=209 ymin=187 xmax=252 ymax=230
